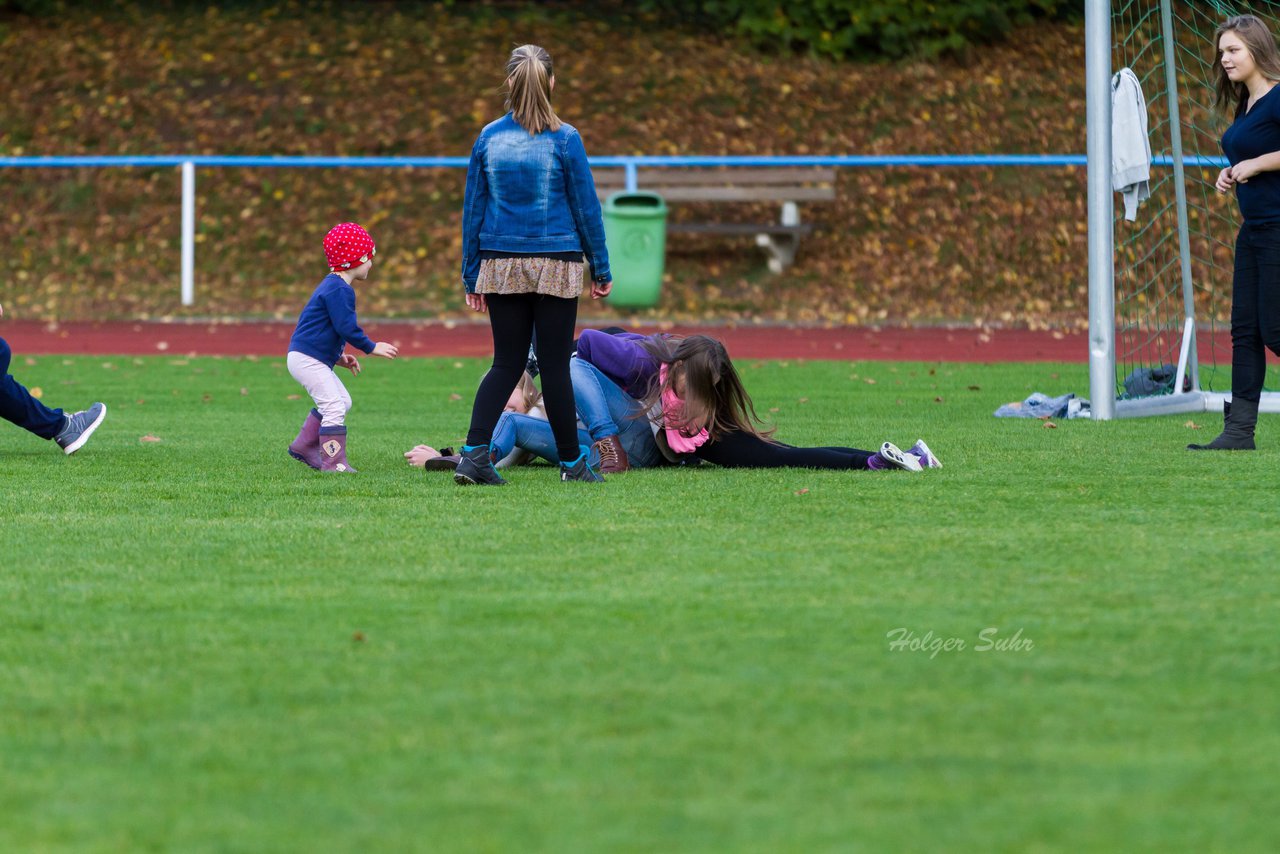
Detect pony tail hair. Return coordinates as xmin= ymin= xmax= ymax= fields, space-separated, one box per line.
xmin=505 ymin=45 xmax=561 ymax=135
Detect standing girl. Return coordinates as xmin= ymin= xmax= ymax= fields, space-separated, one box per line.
xmin=456 ymin=44 xmax=612 ymax=484
xmin=1190 ymin=15 xmax=1280 ymax=450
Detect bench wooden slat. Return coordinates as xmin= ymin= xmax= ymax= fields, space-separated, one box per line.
xmin=668 ymin=223 xmax=814 ymax=236
xmin=595 ymin=186 xmax=835 ymax=202
xmin=593 ymin=168 xmax=835 ymax=187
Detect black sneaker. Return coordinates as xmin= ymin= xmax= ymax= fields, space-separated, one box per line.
xmin=560 ymin=455 xmax=604 ymax=483
xmin=54 ymin=402 xmax=107 ymax=455
xmin=454 ymin=445 xmax=507 ymax=486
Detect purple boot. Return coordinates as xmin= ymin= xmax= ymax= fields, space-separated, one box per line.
xmin=288 ymin=409 xmax=323 ymax=469
xmin=319 ymin=425 xmax=357 ymax=473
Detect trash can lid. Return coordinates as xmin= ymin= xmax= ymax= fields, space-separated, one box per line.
xmin=605 ymin=191 xmax=668 ymax=214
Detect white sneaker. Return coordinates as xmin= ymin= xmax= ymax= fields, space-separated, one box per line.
xmin=908 ymin=439 xmax=942 ymax=469
xmin=878 ymin=441 xmax=923 ymax=472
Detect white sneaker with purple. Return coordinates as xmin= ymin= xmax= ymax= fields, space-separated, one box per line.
xmin=871 ymin=441 xmax=923 ymax=472
xmin=908 ymin=439 xmax=942 ymax=469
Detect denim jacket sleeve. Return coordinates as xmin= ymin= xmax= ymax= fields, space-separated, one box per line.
xmin=460 ymin=134 xmax=488 ymax=293
xmin=560 ymin=129 xmax=611 ymax=283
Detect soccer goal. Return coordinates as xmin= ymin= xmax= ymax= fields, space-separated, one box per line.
xmin=1086 ymin=0 xmax=1280 ymax=419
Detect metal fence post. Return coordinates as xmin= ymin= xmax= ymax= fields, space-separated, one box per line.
xmin=181 ymin=161 xmax=195 ymax=307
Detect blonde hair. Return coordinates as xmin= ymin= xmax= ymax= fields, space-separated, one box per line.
xmin=505 ymin=45 xmax=560 ymax=135
xmin=516 ymin=371 xmax=542 ymax=412
xmin=1214 ymin=15 xmax=1280 ymax=112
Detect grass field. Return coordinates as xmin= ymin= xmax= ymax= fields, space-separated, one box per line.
xmin=2 ymin=354 xmax=1277 ymax=851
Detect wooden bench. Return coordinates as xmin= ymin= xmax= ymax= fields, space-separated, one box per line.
xmin=593 ymin=168 xmax=836 ymax=272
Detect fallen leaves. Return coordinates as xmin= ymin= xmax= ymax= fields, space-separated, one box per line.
xmin=0 ymin=9 xmax=1108 ymax=327
xmin=139 ymin=434 xmax=162 ymax=442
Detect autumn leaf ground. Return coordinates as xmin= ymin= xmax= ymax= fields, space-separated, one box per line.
xmin=2 ymin=2 xmax=1110 ymax=326
xmin=2 ymin=355 xmax=1277 ymax=850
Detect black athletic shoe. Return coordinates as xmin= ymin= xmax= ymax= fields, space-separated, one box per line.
xmin=454 ymin=445 xmax=507 ymax=486
xmin=560 ymin=455 xmax=603 ymax=483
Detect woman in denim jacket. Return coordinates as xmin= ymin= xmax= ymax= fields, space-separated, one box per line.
xmin=455 ymin=44 xmax=612 ymax=485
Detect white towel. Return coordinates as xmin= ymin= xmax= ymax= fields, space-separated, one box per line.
xmin=1112 ymin=67 xmax=1152 ymax=222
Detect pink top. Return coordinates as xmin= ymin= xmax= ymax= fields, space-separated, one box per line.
xmin=659 ymin=364 xmax=709 ymax=453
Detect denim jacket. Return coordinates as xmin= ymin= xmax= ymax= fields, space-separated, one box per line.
xmin=461 ymin=113 xmax=611 ymax=293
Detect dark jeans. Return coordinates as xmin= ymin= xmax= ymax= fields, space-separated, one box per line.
xmin=695 ymin=430 xmax=874 ymax=469
xmin=466 ymin=293 xmax=580 ymax=462
xmin=1230 ymin=222 xmax=1280 ymax=401
xmin=0 ymin=337 xmax=65 ymax=439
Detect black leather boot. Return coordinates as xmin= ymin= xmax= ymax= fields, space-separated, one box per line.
xmin=1188 ymin=397 xmax=1259 ymax=450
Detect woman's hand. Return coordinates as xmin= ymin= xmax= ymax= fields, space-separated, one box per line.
xmin=1232 ymin=159 xmax=1264 ymax=185
xmin=337 ymin=353 xmax=362 ymax=375
xmin=404 ymin=445 xmax=441 ymax=468
xmin=466 ymin=293 xmax=487 ymax=313
xmin=590 ymin=279 xmax=612 ymax=300
xmin=1216 ymin=167 xmax=1237 ymax=193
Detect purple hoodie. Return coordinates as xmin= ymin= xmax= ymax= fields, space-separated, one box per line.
xmin=574 ymin=330 xmax=662 ymax=398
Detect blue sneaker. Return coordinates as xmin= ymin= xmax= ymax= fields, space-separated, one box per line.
xmin=54 ymin=402 xmax=107 ymax=455
xmin=908 ymin=439 xmax=943 ymax=469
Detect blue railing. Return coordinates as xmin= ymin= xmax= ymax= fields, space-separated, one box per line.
xmin=0 ymin=153 xmax=1224 ymax=304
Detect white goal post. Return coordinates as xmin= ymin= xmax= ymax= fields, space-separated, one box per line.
xmin=1086 ymin=0 xmax=1280 ymax=419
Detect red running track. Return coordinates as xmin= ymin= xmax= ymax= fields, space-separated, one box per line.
xmin=1 ymin=320 xmax=1092 ymax=362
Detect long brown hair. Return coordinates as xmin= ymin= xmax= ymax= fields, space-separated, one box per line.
xmin=505 ymin=45 xmax=560 ymax=135
xmin=636 ymin=335 xmax=774 ymax=441
xmin=1213 ymin=15 xmax=1280 ymax=112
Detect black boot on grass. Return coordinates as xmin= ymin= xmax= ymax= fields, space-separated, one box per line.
xmin=1188 ymin=397 xmax=1259 ymax=451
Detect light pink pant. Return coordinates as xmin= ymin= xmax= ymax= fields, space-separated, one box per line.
xmin=287 ymin=351 xmax=352 ymax=427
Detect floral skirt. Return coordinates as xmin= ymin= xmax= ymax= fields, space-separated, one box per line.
xmin=475 ymin=257 xmax=584 ymax=299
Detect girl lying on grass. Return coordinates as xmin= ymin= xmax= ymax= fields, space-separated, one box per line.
xmin=572 ymin=330 xmax=941 ymax=472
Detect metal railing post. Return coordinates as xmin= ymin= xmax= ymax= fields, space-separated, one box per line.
xmin=181 ymin=161 xmax=195 ymax=307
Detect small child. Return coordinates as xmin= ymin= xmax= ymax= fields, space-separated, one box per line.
xmin=286 ymin=223 xmax=398 ymax=472
xmin=0 ymin=302 xmax=107 ymax=455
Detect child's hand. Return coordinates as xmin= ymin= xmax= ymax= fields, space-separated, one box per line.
xmin=466 ymin=293 xmax=487 ymax=313
xmin=372 ymin=342 xmax=399 ymax=359
xmin=338 ymin=353 xmax=362 ymax=375
xmin=0 ymin=302 xmax=5 ymax=319
xmin=591 ymin=279 xmax=612 ymax=299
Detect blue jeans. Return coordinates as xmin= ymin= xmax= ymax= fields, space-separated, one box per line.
xmin=569 ymin=357 xmax=663 ymax=469
xmin=1 ymin=337 xmax=65 ymax=439
xmin=492 ymin=410 xmax=594 ymax=466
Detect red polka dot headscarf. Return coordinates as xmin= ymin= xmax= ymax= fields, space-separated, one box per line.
xmin=323 ymin=222 xmax=376 ymax=271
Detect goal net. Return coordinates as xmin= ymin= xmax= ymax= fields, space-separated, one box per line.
xmin=1089 ymin=0 xmax=1280 ymax=418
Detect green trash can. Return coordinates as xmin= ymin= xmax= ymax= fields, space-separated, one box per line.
xmin=602 ymin=191 xmax=667 ymax=308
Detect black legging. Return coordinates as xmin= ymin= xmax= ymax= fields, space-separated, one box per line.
xmin=695 ymin=430 xmax=874 ymax=469
xmin=466 ymin=292 xmax=580 ymax=462
xmin=1229 ymin=222 xmax=1280 ymax=402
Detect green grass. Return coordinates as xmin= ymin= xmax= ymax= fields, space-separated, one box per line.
xmin=2 ymin=355 xmax=1277 ymax=852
